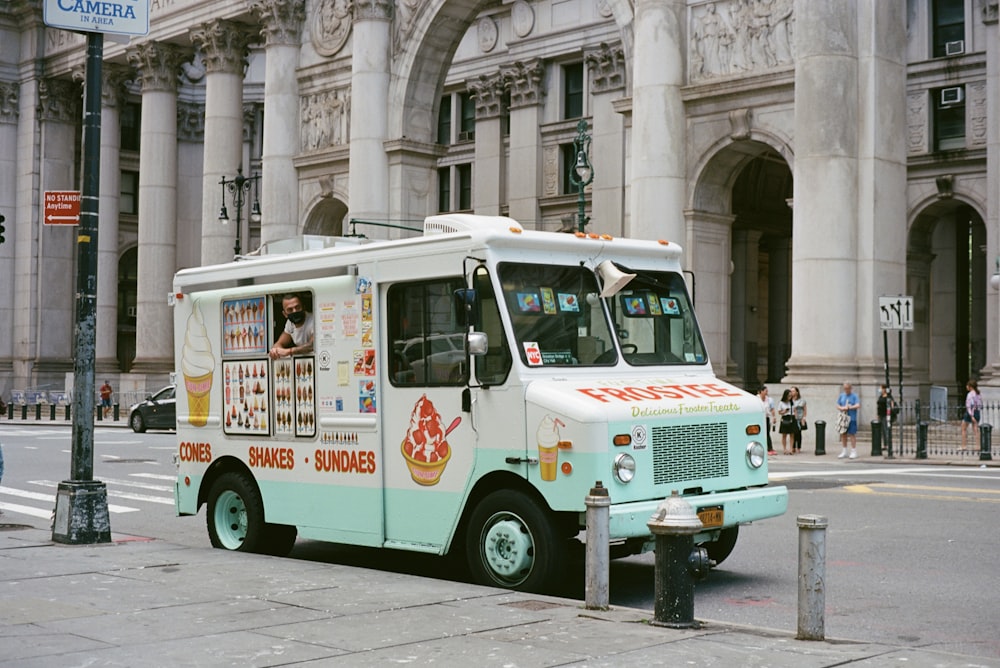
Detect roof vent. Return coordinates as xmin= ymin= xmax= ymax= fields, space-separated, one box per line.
xmin=423 ymin=214 xmax=523 ymax=236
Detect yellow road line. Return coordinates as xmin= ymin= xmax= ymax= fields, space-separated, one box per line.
xmin=842 ymin=483 xmax=1000 ymax=503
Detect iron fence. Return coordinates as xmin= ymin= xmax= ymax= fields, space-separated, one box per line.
xmin=884 ymin=400 xmax=996 ymax=458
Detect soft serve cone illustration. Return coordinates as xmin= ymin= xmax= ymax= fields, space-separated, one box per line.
xmin=182 ymin=302 xmax=215 ymax=427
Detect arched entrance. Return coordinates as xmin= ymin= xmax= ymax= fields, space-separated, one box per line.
xmin=692 ymin=139 xmax=793 ymax=389
xmin=908 ymin=199 xmax=987 ymax=396
xmin=304 ymin=197 xmax=348 ymax=236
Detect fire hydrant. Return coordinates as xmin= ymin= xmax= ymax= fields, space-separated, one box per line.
xmin=647 ymin=491 xmax=711 ymax=628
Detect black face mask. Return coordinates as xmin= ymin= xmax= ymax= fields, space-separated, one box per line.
xmin=287 ymin=311 xmax=306 ymax=326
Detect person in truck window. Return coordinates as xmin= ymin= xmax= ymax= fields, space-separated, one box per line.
xmin=269 ymin=293 xmax=314 ymax=359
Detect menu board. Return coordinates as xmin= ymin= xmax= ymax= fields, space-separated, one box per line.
xmin=222 ymin=297 xmax=267 ymax=356
xmin=272 ymin=357 xmax=315 ymax=437
xmin=222 ymin=360 xmax=269 ymax=435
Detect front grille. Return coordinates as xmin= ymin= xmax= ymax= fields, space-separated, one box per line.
xmin=651 ymin=422 xmax=729 ymax=485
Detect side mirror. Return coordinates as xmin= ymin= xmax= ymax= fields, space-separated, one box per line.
xmin=467 ymin=331 xmax=488 ymax=356
xmin=454 ymin=288 xmax=479 ymax=328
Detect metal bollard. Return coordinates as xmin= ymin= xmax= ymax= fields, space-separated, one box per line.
xmin=870 ymin=420 xmax=882 ymax=456
xmin=7 ymin=402 xmax=12 ymax=419
xmin=20 ymin=404 xmax=27 ymax=420
xmin=814 ymin=420 xmax=826 ymax=455
xmin=113 ymin=403 xmax=120 ymax=421
xmin=647 ymin=491 xmax=709 ymax=628
xmin=916 ymin=421 xmax=928 ymax=459
xmin=49 ymin=404 xmax=56 ymax=421
xmin=797 ymin=514 xmax=828 ymax=641
xmin=96 ymin=406 xmax=103 ymax=421
xmin=65 ymin=404 xmax=71 ymax=421
xmin=34 ymin=403 xmax=41 ymax=420
xmin=980 ymin=423 xmax=993 ymax=461
xmin=585 ymin=481 xmax=611 ymax=610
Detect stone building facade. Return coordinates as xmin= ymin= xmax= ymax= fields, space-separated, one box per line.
xmin=0 ymin=0 xmax=997 ymax=424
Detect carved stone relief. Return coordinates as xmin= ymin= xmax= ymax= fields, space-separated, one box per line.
xmin=38 ymin=78 xmax=80 ymax=123
xmin=511 ymin=0 xmax=534 ymax=38
xmin=312 ymin=0 xmax=352 ymax=57
xmin=394 ymin=0 xmax=420 ymax=55
xmin=968 ymin=80 xmax=987 ymax=147
xmin=906 ymin=91 xmax=928 ymax=155
xmin=467 ymin=73 xmax=505 ymax=118
xmin=543 ymin=144 xmax=559 ymax=196
xmin=584 ymin=42 xmax=625 ymax=94
xmin=301 ymin=87 xmax=351 ymax=151
xmin=0 ymin=81 xmax=19 ymax=125
xmin=689 ymin=0 xmax=795 ymax=82
xmin=596 ymin=0 xmax=614 ymax=19
xmin=502 ymin=59 xmax=545 ymax=108
xmin=478 ymin=16 xmax=498 ymax=53
xmin=177 ymin=100 xmax=205 ymax=142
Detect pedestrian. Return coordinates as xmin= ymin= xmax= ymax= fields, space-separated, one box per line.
xmin=777 ymin=388 xmax=798 ymax=455
xmin=758 ymin=385 xmax=775 ymax=454
xmin=961 ymin=379 xmax=983 ymax=452
xmin=99 ymin=380 xmax=114 ymax=419
xmin=837 ymin=381 xmax=861 ymax=459
xmin=791 ymin=386 xmax=807 ymax=453
xmin=876 ymin=383 xmax=894 ymax=447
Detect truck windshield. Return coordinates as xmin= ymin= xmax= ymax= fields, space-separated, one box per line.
xmin=498 ymin=262 xmax=617 ymax=366
xmin=606 ymin=267 xmax=708 ymax=366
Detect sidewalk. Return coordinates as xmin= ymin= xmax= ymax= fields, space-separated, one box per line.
xmin=0 ymin=526 xmax=994 ymax=667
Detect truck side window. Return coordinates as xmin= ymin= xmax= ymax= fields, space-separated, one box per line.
xmin=388 ymin=278 xmax=466 ymax=387
xmin=473 ymin=266 xmax=512 ymax=386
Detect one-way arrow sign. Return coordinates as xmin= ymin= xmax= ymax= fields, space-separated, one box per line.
xmin=878 ymin=295 xmax=914 ymax=331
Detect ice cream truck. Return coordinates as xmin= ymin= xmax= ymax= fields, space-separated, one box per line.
xmin=172 ymin=214 xmax=787 ymax=591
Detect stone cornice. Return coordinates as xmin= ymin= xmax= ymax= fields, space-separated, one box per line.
xmin=0 ymin=81 xmax=19 ymax=125
xmin=190 ymin=19 xmax=256 ymax=74
xmin=38 ymin=78 xmax=80 ymax=123
xmin=127 ymin=42 xmax=191 ymax=93
xmin=247 ymin=0 xmax=306 ymax=47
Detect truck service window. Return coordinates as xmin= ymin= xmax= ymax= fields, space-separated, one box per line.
xmin=388 ymin=278 xmax=467 ymax=386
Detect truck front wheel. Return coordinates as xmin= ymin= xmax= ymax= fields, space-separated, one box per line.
xmin=207 ymin=472 xmax=268 ymax=553
xmin=465 ymin=490 xmax=563 ymax=592
xmin=703 ymin=526 xmax=739 ymax=565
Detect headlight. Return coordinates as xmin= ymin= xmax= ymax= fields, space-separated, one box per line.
xmin=746 ymin=441 xmax=766 ymax=469
xmin=613 ymin=453 xmax=636 ymax=483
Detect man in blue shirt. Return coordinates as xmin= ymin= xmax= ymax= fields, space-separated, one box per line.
xmin=837 ymin=382 xmax=861 ymax=459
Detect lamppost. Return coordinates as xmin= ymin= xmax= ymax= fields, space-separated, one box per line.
xmin=569 ymin=118 xmax=594 ymax=233
xmin=218 ymin=167 xmax=261 ymax=257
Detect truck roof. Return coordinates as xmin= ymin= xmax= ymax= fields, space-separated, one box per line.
xmin=173 ymin=215 xmax=684 ymax=294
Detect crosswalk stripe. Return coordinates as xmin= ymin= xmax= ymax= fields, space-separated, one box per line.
xmin=0 ymin=501 xmax=52 ymax=519
xmin=97 ymin=477 xmax=173 ymax=493
xmin=1 ymin=485 xmax=140 ymax=514
xmin=23 ymin=481 xmax=148 ymax=512
xmin=131 ymin=473 xmax=175 ymax=481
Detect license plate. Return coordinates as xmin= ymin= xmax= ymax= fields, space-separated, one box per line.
xmin=697 ymin=506 xmax=724 ymax=528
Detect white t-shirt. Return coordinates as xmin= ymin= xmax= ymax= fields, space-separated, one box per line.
xmin=283 ymin=312 xmax=314 ymax=347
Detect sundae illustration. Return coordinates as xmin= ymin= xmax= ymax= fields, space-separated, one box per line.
xmin=182 ymin=303 xmax=215 ymax=427
xmin=401 ymin=394 xmax=460 ymax=486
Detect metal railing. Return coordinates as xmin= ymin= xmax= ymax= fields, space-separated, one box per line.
xmin=3 ymin=387 xmax=164 ymax=421
xmin=883 ymin=400 xmax=995 ymax=458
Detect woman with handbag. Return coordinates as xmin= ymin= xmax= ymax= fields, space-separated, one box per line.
xmin=777 ymin=388 xmax=799 ymax=455
xmin=791 ymin=387 xmax=807 ymax=453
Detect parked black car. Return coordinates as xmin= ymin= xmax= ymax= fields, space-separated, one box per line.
xmin=129 ymin=385 xmax=176 ymax=433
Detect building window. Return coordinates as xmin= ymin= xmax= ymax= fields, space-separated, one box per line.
xmin=437 ymin=95 xmax=452 ymax=145
xmin=932 ymin=0 xmax=964 ymax=58
xmin=120 ymin=101 xmax=140 ymax=152
xmin=934 ymin=86 xmax=965 ymax=151
xmin=437 ymin=167 xmax=451 ymax=212
xmin=120 ymin=170 xmax=139 ymax=214
xmin=458 ymin=92 xmax=476 ymax=141
xmin=501 ymin=89 xmax=511 ymax=137
xmin=387 ymin=278 xmax=467 ymax=387
xmin=457 ymin=164 xmax=472 ymax=210
xmin=560 ymin=143 xmax=577 ymax=195
xmin=563 ymin=62 xmax=584 ymax=119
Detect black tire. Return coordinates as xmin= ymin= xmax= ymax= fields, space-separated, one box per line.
xmin=129 ymin=411 xmax=146 ymax=433
xmin=263 ymin=524 xmax=298 ymax=556
xmin=703 ymin=526 xmax=739 ymax=565
xmin=465 ymin=489 xmax=563 ymax=592
xmin=206 ymin=471 xmax=269 ymax=553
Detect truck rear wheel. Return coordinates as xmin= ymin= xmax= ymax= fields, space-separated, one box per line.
xmin=207 ymin=472 xmax=268 ymax=553
xmin=465 ymin=489 xmax=563 ymax=592
xmin=703 ymin=526 xmax=739 ymax=565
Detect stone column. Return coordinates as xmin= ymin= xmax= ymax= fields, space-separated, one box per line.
xmin=0 ymin=82 xmax=18 ymax=369
xmin=95 ymin=64 xmax=130 ymax=373
xmin=983 ymin=4 xmax=1000 ymax=385
xmin=503 ymin=59 xmax=545 ymax=225
xmin=191 ymin=19 xmax=256 ymax=265
xmin=248 ymin=0 xmax=305 ymax=244
xmin=127 ymin=42 xmax=188 ymax=374
xmin=585 ymin=43 xmax=627 ymax=236
xmin=348 ymin=1 xmax=392 ymax=229
xmin=37 ymin=78 xmax=80 ymax=374
xmin=855 ymin=1 xmax=907 ymax=379
xmin=784 ymin=0 xmax=860 ymax=385
xmin=684 ymin=211 xmax=734 ymax=379
xmin=468 ymin=73 xmax=505 ymax=215
xmin=630 ymin=0 xmax=685 ymax=244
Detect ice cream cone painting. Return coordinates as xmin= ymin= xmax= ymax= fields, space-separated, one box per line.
xmin=401 ymin=394 xmax=459 ymax=486
xmin=182 ymin=302 xmax=216 ymax=427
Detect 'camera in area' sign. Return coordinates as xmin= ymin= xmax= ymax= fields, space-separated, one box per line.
xmin=43 ymin=0 xmax=150 ymax=37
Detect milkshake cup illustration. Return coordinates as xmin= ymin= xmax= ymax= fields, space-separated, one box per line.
xmin=537 ymin=415 xmax=565 ymax=481
xmin=182 ymin=303 xmax=215 ymax=427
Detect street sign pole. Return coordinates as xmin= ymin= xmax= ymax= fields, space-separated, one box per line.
xmin=52 ymin=31 xmax=111 ymax=545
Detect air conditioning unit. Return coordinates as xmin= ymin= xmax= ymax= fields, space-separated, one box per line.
xmin=940 ymin=86 xmax=964 ymax=106
xmin=944 ymin=40 xmax=965 ymax=56
xmin=457 ymin=130 xmax=476 ymax=142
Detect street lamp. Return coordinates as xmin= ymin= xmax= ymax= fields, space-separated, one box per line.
xmin=569 ymin=118 xmax=594 ymax=233
xmin=218 ymin=167 xmax=261 ymax=257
